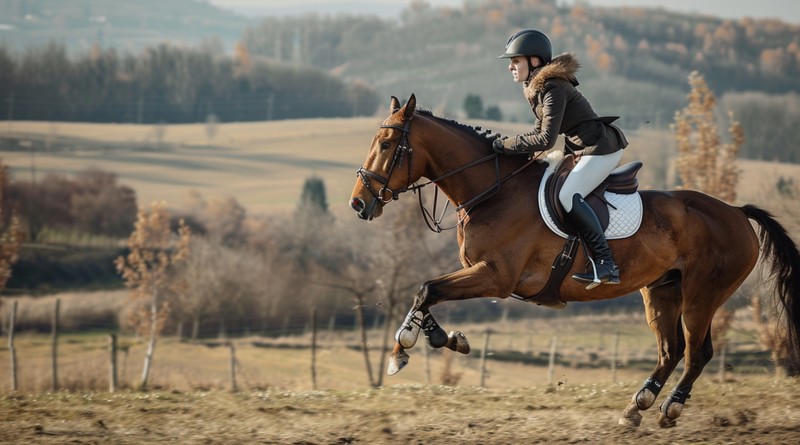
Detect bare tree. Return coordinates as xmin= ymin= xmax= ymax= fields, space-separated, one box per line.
xmin=332 ymin=198 xmax=457 ymax=386
xmin=174 ymin=237 xmax=223 ymax=339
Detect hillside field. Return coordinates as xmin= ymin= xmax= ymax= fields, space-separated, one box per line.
xmin=2 ymin=118 xmax=799 ymax=222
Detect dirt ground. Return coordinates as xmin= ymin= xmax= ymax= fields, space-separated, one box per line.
xmin=2 ymin=376 xmax=799 ymax=445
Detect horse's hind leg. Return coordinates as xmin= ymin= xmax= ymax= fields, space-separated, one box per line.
xmin=619 ymin=282 xmax=685 ymax=427
xmin=657 ymin=306 xmax=716 ymax=428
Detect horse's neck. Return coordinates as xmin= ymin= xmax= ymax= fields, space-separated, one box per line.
xmin=419 ymin=129 xmax=495 ymax=208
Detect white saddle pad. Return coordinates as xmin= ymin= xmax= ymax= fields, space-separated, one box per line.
xmin=537 ymin=162 xmax=643 ymax=240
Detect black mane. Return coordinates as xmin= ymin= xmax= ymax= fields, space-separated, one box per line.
xmin=415 ymin=109 xmax=495 ymax=148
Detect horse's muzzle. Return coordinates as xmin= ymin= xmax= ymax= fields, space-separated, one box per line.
xmin=350 ymin=197 xmax=371 ymax=220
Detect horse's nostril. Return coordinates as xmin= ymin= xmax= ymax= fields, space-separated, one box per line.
xmin=351 ymin=197 xmax=365 ymax=212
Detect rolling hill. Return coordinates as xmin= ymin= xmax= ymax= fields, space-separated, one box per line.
xmin=3 ymin=118 xmax=798 ymax=223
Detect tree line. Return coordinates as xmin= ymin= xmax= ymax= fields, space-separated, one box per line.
xmin=239 ymin=1 xmax=800 ymax=163
xmin=0 ymin=41 xmax=380 ymax=124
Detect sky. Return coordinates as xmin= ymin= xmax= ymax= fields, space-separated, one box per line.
xmin=208 ymin=0 xmax=800 ymax=24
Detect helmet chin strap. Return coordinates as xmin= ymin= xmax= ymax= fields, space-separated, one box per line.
xmin=526 ymin=56 xmax=537 ymax=81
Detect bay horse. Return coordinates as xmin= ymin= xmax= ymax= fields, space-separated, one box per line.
xmin=349 ymin=94 xmax=800 ymax=428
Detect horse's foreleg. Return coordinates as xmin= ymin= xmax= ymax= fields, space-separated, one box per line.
xmin=387 ymin=262 xmax=504 ymax=375
xmin=393 ymin=309 xmax=453 ymax=349
xmin=420 ymin=312 xmax=470 ymax=353
xmin=387 ymin=314 xmax=469 ymax=376
xmin=395 ymin=308 xmax=425 ymax=348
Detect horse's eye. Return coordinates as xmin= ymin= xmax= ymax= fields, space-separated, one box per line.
xmin=380 ymin=141 xmax=391 ymax=150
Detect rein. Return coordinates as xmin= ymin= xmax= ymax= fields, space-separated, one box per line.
xmin=418 ymin=154 xmax=539 ymax=232
xmin=356 ymin=115 xmax=539 ymax=233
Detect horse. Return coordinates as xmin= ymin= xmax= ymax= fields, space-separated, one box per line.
xmin=349 ymin=94 xmax=800 ymax=428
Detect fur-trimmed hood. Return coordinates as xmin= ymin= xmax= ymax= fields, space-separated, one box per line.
xmin=523 ymin=53 xmax=580 ymax=104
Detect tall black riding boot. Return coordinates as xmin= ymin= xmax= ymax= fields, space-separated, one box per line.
xmin=567 ymin=194 xmax=620 ymax=288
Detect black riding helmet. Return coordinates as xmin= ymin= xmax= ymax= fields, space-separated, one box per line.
xmin=497 ymin=29 xmax=553 ymax=65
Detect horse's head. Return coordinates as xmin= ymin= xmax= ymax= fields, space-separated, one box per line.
xmin=350 ymin=94 xmax=421 ymax=220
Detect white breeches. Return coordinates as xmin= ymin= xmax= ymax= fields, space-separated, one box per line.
xmin=558 ymin=151 xmax=624 ymax=212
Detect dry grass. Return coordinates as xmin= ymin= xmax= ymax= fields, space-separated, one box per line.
xmin=0 ymin=312 xmax=794 ymax=443
xmin=5 ymin=119 xmax=797 ymax=222
xmin=0 ymin=374 xmax=798 ymax=444
xmin=0 ymin=310 xmax=774 ymax=393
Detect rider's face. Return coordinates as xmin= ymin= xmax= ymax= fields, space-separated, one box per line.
xmin=508 ymin=56 xmax=541 ymax=83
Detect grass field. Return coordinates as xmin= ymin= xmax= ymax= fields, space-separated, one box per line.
xmin=0 ymin=304 xmax=794 ymax=444
xmin=3 ymin=118 xmax=799 ymax=221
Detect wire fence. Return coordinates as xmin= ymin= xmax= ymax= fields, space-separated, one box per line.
xmin=0 ymin=299 xmax=777 ymax=394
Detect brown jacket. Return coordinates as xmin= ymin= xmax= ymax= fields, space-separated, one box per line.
xmin=502 ymin=53 xmax=627 ymax=156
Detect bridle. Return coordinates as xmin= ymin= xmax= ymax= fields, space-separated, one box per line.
xmin=355 ymin=116 xmax=417 ymax=222
xmin=355 ymin=113 xmax=538 ymax=232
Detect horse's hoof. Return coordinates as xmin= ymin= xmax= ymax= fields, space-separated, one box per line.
xmin=395 ymin=311 xmax=423 ymax=348
xmin=618 ymin=405 xmax=642 ymax=428
xmin=445 ymin=331 xmax=470 ymax=354
xmin=618 ymin=414 xmax=642 ymax=428
xmin=658 ymin=413 xmax=678 ymax=428
xmin=387 ymin=349 xmax=410 ymax=376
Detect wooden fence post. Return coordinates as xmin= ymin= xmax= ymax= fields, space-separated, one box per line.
xmin=229 ymin=342 xmax=238 ymax=392
xmin=479 ymin=329 xmax=491 ymax=388
xmin=52 ymin=298 xmax=60 ymax=391
xmin=8 ymin=300 xmax=17 ymax=391
xmin=611 ymin=331 xmax=620 ymax=384
xmin=548 ymin=336 xmax=557 ymax=386
xmin=310 ymin=308 xmax=318 ymax=390
xmin=423 ymin=340 xmax=431 ymax=384
xmin=328 ymin=315 xmax=336 ymax=335
xmin=109 ymin=334 xmax=118 ymax=393
xmin=718 ymin=345 xmax=727 ymax=382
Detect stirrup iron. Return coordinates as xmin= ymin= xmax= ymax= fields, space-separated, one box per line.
xmin=573 ymin=257 xmax=602 ymax=290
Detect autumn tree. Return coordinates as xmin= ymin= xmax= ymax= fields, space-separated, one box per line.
xmin=11 ymin=169 xmax=137 ymax=240
xmin=0 ymin=160 xmax=24 ymax=295
xmin=115 ymin=202 xmax=191 ymax=389
xmin=672 ymin=70 xmax=744 ymax=203
xmin=70 ymin=169 xmax=138 ymax=237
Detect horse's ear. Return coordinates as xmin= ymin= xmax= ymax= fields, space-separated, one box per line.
xmin=390 ymin=96 xmax=401 ymax=113
xmin=402 ymin=94 xmax=416 ymax=120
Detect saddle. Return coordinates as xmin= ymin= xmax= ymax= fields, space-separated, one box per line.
xmin=514 ymin=155 xmax=643 ymax=309
xmin=545 ymin=155 xmax=643 ymax=236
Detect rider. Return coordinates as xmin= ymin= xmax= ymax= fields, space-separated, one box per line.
xmin=493 ymin=29 xmax=628 ymax=287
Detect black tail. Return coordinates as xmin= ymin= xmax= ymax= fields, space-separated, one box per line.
xmin=742 ymin=204 xmax=800 ymax=374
